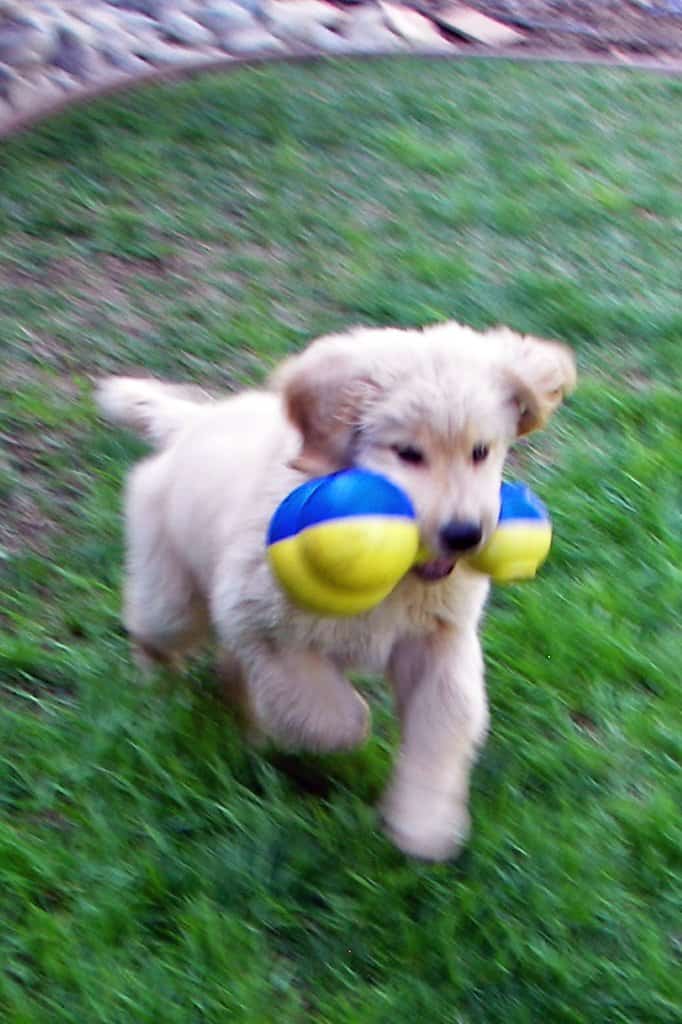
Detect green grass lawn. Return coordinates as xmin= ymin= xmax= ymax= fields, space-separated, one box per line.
xmin=1 ymin=59 xmax=681 ymax=1023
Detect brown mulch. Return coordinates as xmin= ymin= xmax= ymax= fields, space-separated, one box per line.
xmin=419 ymin=1 xmax=682 ymax=60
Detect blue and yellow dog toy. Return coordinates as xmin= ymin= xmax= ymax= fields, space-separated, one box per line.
xmin=267 ymin=470 xmax=419 ymax=616
xmin=267 ymin=470 xmax=552 ymax=616
xmin=466 ymin=481 xmax=552 ymax=583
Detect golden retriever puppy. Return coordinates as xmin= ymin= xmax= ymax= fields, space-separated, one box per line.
xmin=96 ymin=322 xmax=575 ymax=860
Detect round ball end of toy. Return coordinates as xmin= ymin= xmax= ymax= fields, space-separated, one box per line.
xmin=465 ymin=481 xmax=553 ymax=583
xmin=267 ymin=470 xmax=419 ymax=616
xmin=299 ymin=516 xmax=419 ymax=592
xmin=466 ymin=522 xmax=552 ymax=582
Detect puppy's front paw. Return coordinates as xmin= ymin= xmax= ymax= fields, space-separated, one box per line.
xmin=260 ymin=687 xmax=371 ymax=754
xmin=380 ymin=787 xmax=471 ymax=862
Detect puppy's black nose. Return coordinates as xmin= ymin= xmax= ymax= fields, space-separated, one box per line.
xmin=440 ymin=520 xmax=483 ymax=553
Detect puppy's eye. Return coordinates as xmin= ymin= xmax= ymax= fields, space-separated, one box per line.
xmin=393 ymin=444 xmax=425 ymax=466
xmin=472 ymin=443 xmax=490 ymax=464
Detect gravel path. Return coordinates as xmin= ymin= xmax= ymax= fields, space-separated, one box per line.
xmin=2 ymin=1 xmax=682 ymax=139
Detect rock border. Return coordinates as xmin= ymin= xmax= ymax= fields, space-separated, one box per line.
xmin=4 ymin=48 xmax=682 ymax=142
xmin=2 ymin=2 xmax=682 ymax=141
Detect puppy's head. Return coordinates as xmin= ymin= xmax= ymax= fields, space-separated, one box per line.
xmin=275 ymin=323 xmax=576 ymax=582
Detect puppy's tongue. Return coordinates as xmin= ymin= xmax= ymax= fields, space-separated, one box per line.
xmin=413 ymin=558 xmax=456 ymax=582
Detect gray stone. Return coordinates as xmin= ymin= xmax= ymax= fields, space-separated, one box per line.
xmin=6 ymin=73 xmax=54 ymax=112
xmin=56 ymin=16 xmax=96 ymax=46
xmin=265 ymin=0 xmax=344 ymax=26
xmin=261 ymin=8 xmax=342 ymax=46
xmin=431 ymin=6 xmax=523 ymax=46
xmin=106 ymin=0 xmax=167 ymax=16
xmin=133 ymin=38 xmax=207 ymax=65
xmin=379 ymin=3 xmax=451 ymax=48
xmin=46 ymin=67 xmax=80 ymax=92
xmin=342 ymin=7 xmax=407 ymax=52
xmin=305 ymin=23 xmax=354 ymax=52
xmin=75 ymin=8 xmax=127 ymax=34
xmin=111 ymin=12 xmax=158 ymax=36
xmin=264 ymin=1 xmax=346 ymax=43
xmin=0 ymin=18 xmax=57 ymax=68
xmin=126 ymin=30 xmax=162 ymax=58
xmin=231 ymin=0 xmax=264 ymax=13
xmin=96 ymin=32 xmax=149 ymax=72
xmin=51 ymin=22 xmax=94 ymax=78
xmin=194 ymin=4 xmax=258 ymax=37
xmin=0 ymin=60 xmax=16 ymax=102
xmin=344 ymin=4 xmax=386 ymax=32
xmin=160 ymin=11 xmax=214 ymax=46
xmin=33 ymin=3 xmax=64 ymax=20
xmin=222 ymin=27 xmax=285 ymax=54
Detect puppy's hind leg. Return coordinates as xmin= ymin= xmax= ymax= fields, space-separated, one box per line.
xmin=235 ymin=646 xmax=371 ymax=754
xmin=216 ymin=647 xmax=264 ymax=741
xmin=123 ymin=460 xmax=208 ymax=673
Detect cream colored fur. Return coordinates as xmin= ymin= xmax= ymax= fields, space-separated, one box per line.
xmin=96 ymin=321 xmax=575 ymax=861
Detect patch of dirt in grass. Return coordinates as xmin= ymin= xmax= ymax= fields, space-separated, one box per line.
xmin=0 ymin=238 xmax=253 ymax=379
xmin=0 ymin=486 xmax=55 ymax=556
xmin=570 ymin=710 xmax=600 ymax=736
xmin=0 ymin=452 xmax=80 ymax=558
xmin=60 ymin=245 xmax=240 ymax=313
xmin=0 ymin=240 xmax=165 ymax=291
xmin=25 ymin=810 xmax=74 ymax=833
xmin=1 ymin=234 xmax=205 ymax=288
xmin=624 ymin=369 xmax=656 ymax=392
xmin=0 ymin=360 xmax=82 ymax=397
xmin=0 ymin=236 xmax=266 ymax=554
xmin=0 ymin=368 xmax=86 ymax=556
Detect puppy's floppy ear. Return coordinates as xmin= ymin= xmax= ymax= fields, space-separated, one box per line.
xmin=273 ymin=337 xmax=380 ymax=474
xmin=503 ymin=334 xmax=577 ymax=436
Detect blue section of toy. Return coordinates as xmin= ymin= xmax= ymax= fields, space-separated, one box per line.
xmin=266 ymin=477 xmax=325 ymax=545
xmin=267 ymin=468 xmax=416 ymax=544
xmin=498 ymin=481 xmax=549 ymax=524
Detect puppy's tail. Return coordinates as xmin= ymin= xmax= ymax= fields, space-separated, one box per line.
xmin=95 ymin=377 xmax=209 ymax=449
